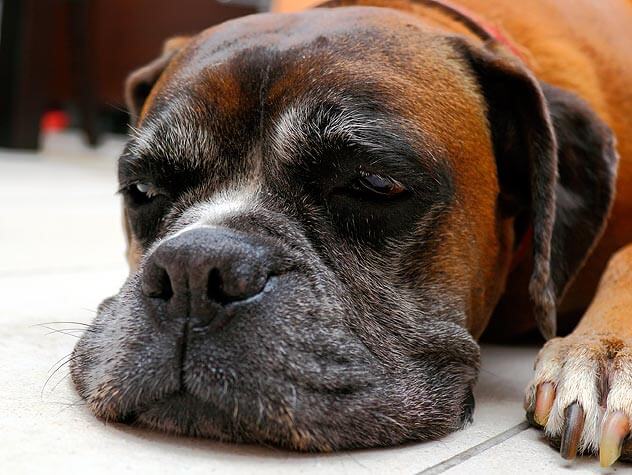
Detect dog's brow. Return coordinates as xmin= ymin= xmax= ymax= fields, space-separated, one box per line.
xmin=126 ymin=115 xmax=217 ymax=166
xmin=118 ymin=117 xmax=218 ymax=190
xmin=270 ymin=103 xmax=426 ymax=165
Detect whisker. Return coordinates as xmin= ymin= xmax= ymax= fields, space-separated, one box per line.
xmin=42 ymin=354 xmax=82 ymax=398
xmin=479 ymin=367 xmax=503 ymax=379
xmin=42 ymin=362 xmax=70 ymax=398
xmin=105 ymin=101 xmax=129 ymax=115
xmin=33 ymin=321 xmax=90 ymax=327
xmin=49 ymin=372 xmax=72 ymax=394
xmin=40 ymin=326 xmax=82 ymax=339
xmin=47 ymin=400 xmax=86 ymax=407
xmin=52 ymin=399 xmax=88 ymax=416
xmin=48 ymin=352 xmax=73 ymax=374
xmin=45 ymin=327 xmax=87 ymax=335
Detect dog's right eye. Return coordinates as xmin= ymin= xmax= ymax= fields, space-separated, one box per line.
xmin=122 ymin=182 xmax=171 ymax=245
xmin=126 ymin=182 xmax=162 ymax=207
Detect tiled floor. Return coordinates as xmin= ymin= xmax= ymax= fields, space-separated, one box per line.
xmin=0 ymin=133 xmax=623 ymax=474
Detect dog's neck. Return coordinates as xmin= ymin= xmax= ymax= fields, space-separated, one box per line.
xmin=413 ymin=0 xmax=526 ymax=60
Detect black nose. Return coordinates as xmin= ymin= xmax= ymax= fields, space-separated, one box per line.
xmin=142 ymin=227 xmax=271 ymax=327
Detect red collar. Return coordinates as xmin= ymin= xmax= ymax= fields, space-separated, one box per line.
xmin=414 ymin=0 xmax=526 ymax=61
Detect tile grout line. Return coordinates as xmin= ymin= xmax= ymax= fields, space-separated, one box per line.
xmin=415 ymin=421 xmax=531 ymax=475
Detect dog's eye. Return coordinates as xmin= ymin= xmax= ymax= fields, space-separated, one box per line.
xmin=127 ymin=182 xmax=161 ymax=206
xmin=136 ymin=183 xmax=151 ymax=194
xmin=353 ymin=172 xmax=408 ymax=197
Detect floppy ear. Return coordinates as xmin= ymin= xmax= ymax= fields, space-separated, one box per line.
xmin=459 ymin=41 xmax=618 ymax=339
xmin=125 ymin=36 xmax=191 ymax=123
xmin=539 ymin=82 xmax=618 ymax=308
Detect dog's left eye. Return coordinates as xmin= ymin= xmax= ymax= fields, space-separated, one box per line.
xmin=352 ymin=172 xmax=408 ymax=197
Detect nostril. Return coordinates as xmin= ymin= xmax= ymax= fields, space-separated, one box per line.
xmin=142 ymin=263 xmax=173 ymax=300
xmin=207 ymin=268 xmax=234 ymax=305
xmin=207 ymin=267 xmax=267 ymax=305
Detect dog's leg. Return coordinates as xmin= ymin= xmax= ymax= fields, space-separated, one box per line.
xmin=525 ymin=243 xmax=632 ymax=466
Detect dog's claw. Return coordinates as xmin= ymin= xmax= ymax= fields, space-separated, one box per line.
xmin=560 ymin=402 xmax=584 ymax=460
xmin=600 ymin=411 xmax=631 ymax=467
xmin=534 ymin=382 xmax=555 ymax=427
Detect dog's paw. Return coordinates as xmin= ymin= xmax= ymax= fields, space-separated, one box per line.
xmin=524 ymin=335 xmax=632 ymax=466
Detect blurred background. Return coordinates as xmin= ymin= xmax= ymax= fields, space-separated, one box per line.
xmin=0 ymin=0 xmax=320 ymax=151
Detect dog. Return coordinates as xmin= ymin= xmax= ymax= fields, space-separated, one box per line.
xmin=70 ymin=0 xmax=632 ymax=466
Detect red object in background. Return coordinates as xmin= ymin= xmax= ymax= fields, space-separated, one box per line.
xmin=41 ymin=110 xmax=70 ymax=132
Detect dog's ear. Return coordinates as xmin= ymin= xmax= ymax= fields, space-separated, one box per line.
xmin=459 ymin=41 xmax=618 ymax=339
xmin=539 ymin=82 xmax=618 ymax=311
xmin=125 ymin=36 xmax=191 ymax=123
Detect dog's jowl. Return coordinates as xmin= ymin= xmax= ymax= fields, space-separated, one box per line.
xmin=71 ymin=0 xmax=632 ymax=464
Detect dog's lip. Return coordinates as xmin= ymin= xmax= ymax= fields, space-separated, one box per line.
xmin=118 ymin=390 xmax=208 ymax=426
xmin=118 ymin=389 xmax=257 ymax=442
xmin=117 ymin=372 xmax=373 ymax=429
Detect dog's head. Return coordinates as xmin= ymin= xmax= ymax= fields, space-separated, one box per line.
xmin=71 ymin=2 xmax=617 ymax=450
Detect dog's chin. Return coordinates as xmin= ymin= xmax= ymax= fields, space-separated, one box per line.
xmin=127 ymin=388 xmax=477 ymax=446
xmin=111 ymin=391 xmax=350 ymax=451
xmin=122 ymin=392 xmax=249 ymax=443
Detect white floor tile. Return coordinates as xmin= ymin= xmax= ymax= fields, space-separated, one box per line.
xmin=0 ymin=136 xmax=126 ymax=273
xmin=440 ymin=426 xmax=625 ymax=474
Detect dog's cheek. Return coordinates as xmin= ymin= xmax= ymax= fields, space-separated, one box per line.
xmin=340 ymin=302 xmax=481 ymax=442
xmin=368 ymin=352 xmax=479 ymax=445
xmin=405 ymin=324 xmax=481 ymax=437
xmin=70 ymin=278 xmax=180 ymax=419
xmin=70 ymin=303 xmax=114 ymax=404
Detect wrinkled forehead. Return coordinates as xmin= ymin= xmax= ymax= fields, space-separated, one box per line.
xmin=132 ymin=6 xmax=490 ymax=175
xmin=173 ymin=6 xmax=443 ymax=75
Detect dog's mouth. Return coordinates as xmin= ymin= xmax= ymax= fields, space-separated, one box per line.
xmin=71 ymin=291 xmax=387 ymax=451
xmin=70 ymin=286 xmax=482 ymax=450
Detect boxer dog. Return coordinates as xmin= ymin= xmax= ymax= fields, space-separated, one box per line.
xmin=70 ymin=0 xmax=632 ymax=466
